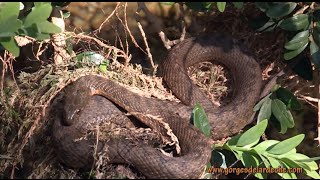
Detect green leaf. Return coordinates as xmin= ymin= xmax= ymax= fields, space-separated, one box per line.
xmin=232 ymin=2 xmax=243 ymax=9
xmin=0 ymin=3 xmax=22 ymax=36
xmin=310 ymin=40 xmax=320 ymax=69
xmin=255 ymin=2 xmax=271 ymax=12
xmin=267 ymin=156 xmax=281 ymax=168
xmin=20 ymin=23 xmax=40 ymax=38
xmin=254 ymin=93 xmax=271 ymax=111
xmin=0 ymin=18 xmax=22 ymax=37
xmin=160 ymin=2 xmax=175 ymax=5
xmin=34 ymin=2 xmax=51 ymax=7
xmin=241 ymin=152 xmax=266 ymax=179
xmin=257 ymin=97 xmax=272 ymax=122
xmin=33 ymin=33 xmax=50 ymax=40
xmin=304 ymin=169 xmax=320 ymax=179
xmin=0 ymin=2 xmax=20 ymax=22
xmin=278 ymin=161 xmax=298 ymax=179
xmin=0 ymin=37 xmax=19 ymax=57
xmin=192 ymin=103 xmax=211 ymax=137
xmin=285 ymin=30 xmax=309 ymax=50
xmin=253 ymin=140 xmax=279 ymax=154
xmin=63 ymin=10 xmax=71 ymax=19
xmin=271 ymin=84 xmax=281 ymax=92
xmin=296 ymin=156 xmax=320 ymax=162
xmin=266 ymin=2 xmax=297 ymax=18
xmin=279 ymin=14 xmax=310 ymax=31
xmin=185 ymin=2 xmax=213 ymax=12
xmin=275 ymin=87 xmax=302 ymax=110
xmin=201 ymin=173 xmax=213 ymax=179
xmin=256 ymin=19 xmax=277 ymax=32
xmin=288 ymin=153 xmax=319 ymax=171
xmin=0 ymin=32 xmax=15 ymax=38
xmin=232 ymin=149 xmax=243 ymax=161
xmin=271 ymin=99 xmax=295 ymax=133
xmin=282 ymin=157 xmax=306 ymax=170
xmin=37 ymin=21 xmax=62 ymax=34
xmin=285 ymin=38 xmax=309 ymax=51
xmin=259 ymin=154 xmax=271 ymax=168
xmin=24 ymin=4 xmax=53 ymax=27
xmin=99 ymin=60 xmax=109 ymax=73
xmin=284 ymin=42 xmax=308 ymax=60
xmin=217 ymin=2 xmax=226 ymax=12
xmin=226 ymin=134 xmax=241 ymax=146
xmin=266 ymin=134 xmax=304 ymax=155
xmin=285 ymin=30 xmax=309 ymax=45
xmin=236 ymin=119 xmax=268 ymax=147
xmin=276 ymin=147 xmax=296 ymax=158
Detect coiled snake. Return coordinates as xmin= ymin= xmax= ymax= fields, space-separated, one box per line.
xmin=50 ymin=34 xmax=262 ymax=178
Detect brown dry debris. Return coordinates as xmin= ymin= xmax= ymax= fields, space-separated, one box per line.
xmin=1 ymin=2 xmax=319 ymax=179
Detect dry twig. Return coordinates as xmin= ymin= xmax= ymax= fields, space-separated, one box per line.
xmin=96 ymin=2 xmax=121 ymax=33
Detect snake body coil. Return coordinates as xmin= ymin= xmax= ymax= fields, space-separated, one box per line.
xmin=50 ymin=34 xmax=262 ymax=178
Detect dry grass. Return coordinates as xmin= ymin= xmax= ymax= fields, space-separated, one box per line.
xmin=0 ymin=32 xmax=178 ymax=179
xmin=1 ymin=2 xmax=319 ymax=179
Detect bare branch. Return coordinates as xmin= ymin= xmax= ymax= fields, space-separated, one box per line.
xmin=135 ymin=3 xmax=156 ymax=69
xmin=136 ymin=2 xmax=186 ymax=50
xmin=136 ymin=21 xmax=155 ymax=69
xmin=96 ymin=2 xmax=121 ymax=33
xmin=123 ymin=2 xmax=147 ymax=55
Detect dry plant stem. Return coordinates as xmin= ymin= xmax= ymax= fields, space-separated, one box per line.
xmin=115 ymin=8 xmax=130 ymax=64
xmin=293 ymin=4 xmax=310 ymax=16
xmin=135 ymin=2 xmax=156 ymax=69
xmin=96 ymin=2 xmax=121 ymax=33
xmin=114 ymin=28 xmax=129 ymax=66
xmin=123 ymin=2 xmax=147 ymax=55
xmin=135 ymin=3 xmax=155 ymax=69
xmin=136 ymin=2 xmax=186 ymax=50
xmin=51 ymin=7 xmax=71 ymax=64
xmin=136 ymin=21 xmax=155 ymax=69
xmin=0 ymin=52 xmax=18 ymax=95
xmin=9 ymin=76 xmax=76 ymax=178
xmin=298 ymin=95 xmax=319 ymax=103
xmin=68 ymin=32 xmax=129 ymax=60
xmin=297 ymin=95 xmax=318 ymax=109
xmin=178 ymin=3 xmax=187 ymax=42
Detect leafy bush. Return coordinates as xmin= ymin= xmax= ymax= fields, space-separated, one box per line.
xmin=162 ymin=2 xmax=320 ymax=80
xmin=0 ymin=2 xmax=62 ymax=57
xmin=193 ymin=105 xmax=320 ymax=179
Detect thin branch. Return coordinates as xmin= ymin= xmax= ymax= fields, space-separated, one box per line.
xmin=136 ymin=2 xmax=186 ymax=50
xmin=115 ymin=6 xmax=130 ymax=64
xmin=136 ymin=21 xmax=155 ymax=69
xmin=96 ymin=2 xmax=121 ymax=33
xmin=135 ymin=3 xmax=156 ymax=69
xmin=123 ymin=2 xmax=147 ymax=55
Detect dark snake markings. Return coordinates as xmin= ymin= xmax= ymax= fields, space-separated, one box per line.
xmin=49 ymin=34 xmax=262 ymax=178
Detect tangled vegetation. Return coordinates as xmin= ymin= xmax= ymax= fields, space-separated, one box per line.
xmin=1 ymin=2 xmax=320 ymax=179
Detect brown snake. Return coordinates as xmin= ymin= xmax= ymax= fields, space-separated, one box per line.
xmin=50 ymin=34 xmax=262 ymax=178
